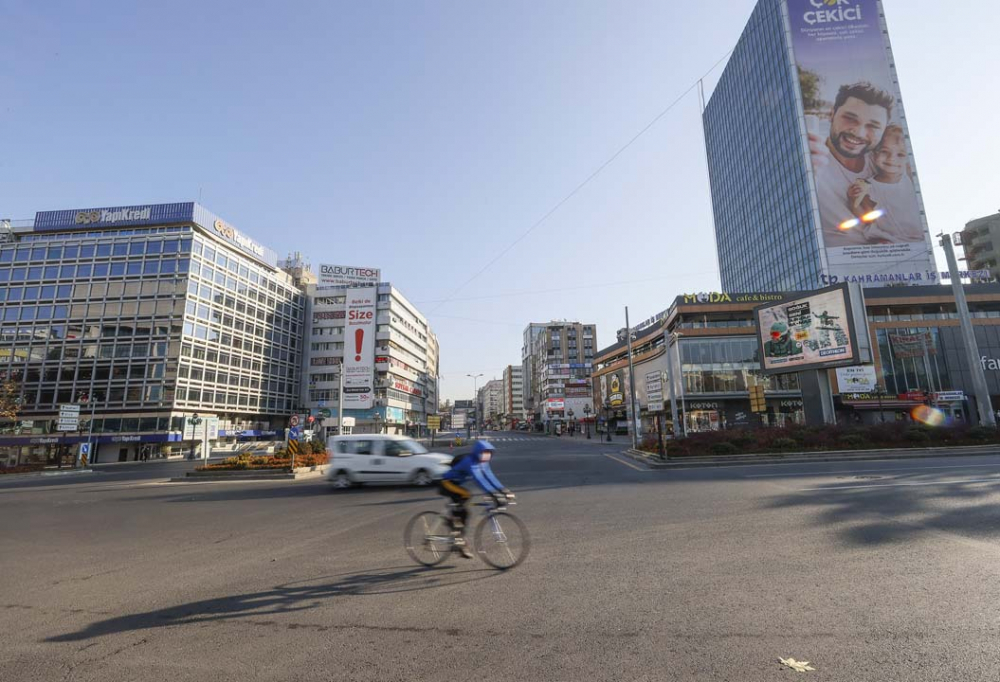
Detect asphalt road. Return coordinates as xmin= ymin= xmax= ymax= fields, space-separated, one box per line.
xmin=3 ymin=433 xmax=1000 ymax=680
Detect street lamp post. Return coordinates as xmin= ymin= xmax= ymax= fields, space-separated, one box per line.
xmin=568 ymin=409 xmax=575 ymax=436
xmin=373 ymin=412 xmax=382 ymax=434
xmin=604 ymin=400 xmax=612 ymax=442
xmin=874 ymin=384 xmax=886 ymax=424
xmin=467 ymin=373 xmax=483 ymax=436
xmin=584 ymin=404 xmax=591 ymax=439
xmin=188 ymin=413 xmax=202 ymax=460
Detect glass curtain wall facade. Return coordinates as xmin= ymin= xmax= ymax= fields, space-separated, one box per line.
xmin=703 ymin=0 xmax=823 ymax=292
xmin=679 ymin=337 xmax=799 ymax=394
xmin=176 ymin=232 xmax=303 ymax=418
xmin=0 ymin=207 xmax=304 ymax=465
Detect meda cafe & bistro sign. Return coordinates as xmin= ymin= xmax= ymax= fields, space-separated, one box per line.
xmin=679 ymin=292 xmax=787 ymax=305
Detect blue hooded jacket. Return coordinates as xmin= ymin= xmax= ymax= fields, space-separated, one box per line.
xmin=443 ymin=440 xmax=505 ymax=493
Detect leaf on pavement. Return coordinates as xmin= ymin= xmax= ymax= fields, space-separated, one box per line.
xmin=779 ymin=657 xmax=816 ymax=673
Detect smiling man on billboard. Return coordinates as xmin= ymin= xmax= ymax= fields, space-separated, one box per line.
xmin=790 ymin=0 xmax=935 ymax=281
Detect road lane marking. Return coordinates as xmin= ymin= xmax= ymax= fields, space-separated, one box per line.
xmin=603 ymin=453 xmax=649 ymax=471
xmin=747 ymin=462 xmax=1000 ymax=479
xmin=800 ymin=476 xmax=1000 ymax=491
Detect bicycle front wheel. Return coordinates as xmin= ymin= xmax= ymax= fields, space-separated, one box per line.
xmin=404 ymin=512 xmax=453 ymax=566
xmin=474 ymin=511 xmax=530 ymax=570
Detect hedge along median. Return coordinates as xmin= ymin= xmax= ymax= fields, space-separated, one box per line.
xmin=639 ymin=423 xmax=1000 ymax=459
xmin=196 ymin=452 xmax=329 ymax=472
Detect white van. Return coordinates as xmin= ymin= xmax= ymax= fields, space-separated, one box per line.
xmin=326 ymin=434 xmax=453 ymax=489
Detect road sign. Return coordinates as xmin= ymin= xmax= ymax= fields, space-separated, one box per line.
xmin=318 ymin=408 xmax=331 ymax=419
xmin=427 ymin=416 xmax=441 ymax=430
xmin=57 ymin=417 xmax=80 ymax=432
xmin=206 ymin=417 xmax=220 ymax=440
xmin=288 ymin=426 xmax=301 ymax=441
xmin=80 ymin=443 xmax=91 ymax=455
xmin=933 ymin=391 xmax=965 ymax=403
xmin=289 ymin=415 xmax=300 ymax=428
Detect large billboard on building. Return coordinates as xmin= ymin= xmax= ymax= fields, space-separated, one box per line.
xmin=789 ymin=0 xmax=935 ymax=285
xmin=755 ymin=284 xmax=867 ymax=374
xmin=318 ymin=264 xmax=381 ymax=288
xmin=342 ymin=287 xmax=377 ymax=409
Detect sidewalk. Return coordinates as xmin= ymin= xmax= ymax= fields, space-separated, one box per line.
xmin=620 ymin=444 xmax=1000 ymax=469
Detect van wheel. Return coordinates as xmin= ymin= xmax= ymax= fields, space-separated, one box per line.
xmin=330 ymin=471 xmax=353 ymax=489
xmin=412 ymin=469 xmax=433 ymax=487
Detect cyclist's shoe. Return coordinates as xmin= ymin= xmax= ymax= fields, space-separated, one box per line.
xmin=453 ymin=537 xmax=474 ymax=559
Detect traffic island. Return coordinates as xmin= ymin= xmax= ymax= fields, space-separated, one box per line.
xmin=169 ymin=452 xmax=330 ymax=482
xmin=172 ymin=464 xmax=329 ymax=482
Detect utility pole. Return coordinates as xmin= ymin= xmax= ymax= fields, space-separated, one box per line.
xmin=625 ymin=307 xmax=640 ymax=450
xmin=467 ymin=373 xmax=483 ymax=436
xmin=337 ymin=365 xmax=345 ymax=436
xmin=941 ymin=234 xmax=996 ymax=427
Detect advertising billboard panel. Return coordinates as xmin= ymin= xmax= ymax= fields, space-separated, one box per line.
xmin=342 ymin=287 xmax=377 ymax=409
xmin=788 ymin=0 xmax=935 ymax=285
xmin=318 ymin=264 xmax=381 ymax=289
xmin=755 ymin=284 xmax=865 ymax=374
xmin=607 ymin=371 xmax=625 ymax=407
xmin=835 ymin=365 xmax=878 ymax=393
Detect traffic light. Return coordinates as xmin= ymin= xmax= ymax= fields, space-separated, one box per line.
xmin=749 ymin=384 xmax=767 ymax=413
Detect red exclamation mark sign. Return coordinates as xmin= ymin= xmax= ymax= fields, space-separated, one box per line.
xmin=354 ymin=329 xmax=364 ymax=361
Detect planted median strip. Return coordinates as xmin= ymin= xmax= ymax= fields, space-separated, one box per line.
xmin=174 ymin=452 xmax=331 ymax=481
xmin=637 ymin=423 xmax=1000 ymax=461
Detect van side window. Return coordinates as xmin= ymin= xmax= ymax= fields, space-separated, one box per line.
xmin=352 ymin=440 xmax=373 ymax=455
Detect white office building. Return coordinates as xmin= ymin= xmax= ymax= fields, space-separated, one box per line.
xmin=302 ymin=282 xmax=439 ymax=436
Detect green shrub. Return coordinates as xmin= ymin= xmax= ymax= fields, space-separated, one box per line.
xmin=967 ymin=427 xmax=996 ymax=441
xmin=710 ymin=442 xmax=739 ymax=456
xmin=904 ymin=429 xmax=930 ymax=443
xmin=839 ymin=435 xmax=866 ymax=448
xmin=730 ymin=433 xmax=755 ymax=448
xmin=772 ymin=438 xmax=798 ymax=450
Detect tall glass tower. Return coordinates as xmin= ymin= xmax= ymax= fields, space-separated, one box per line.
xmin=705 ymin=0 xmax=935 ymax=292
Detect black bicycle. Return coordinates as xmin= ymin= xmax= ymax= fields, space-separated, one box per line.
xmin=404 ymin=498 xmax=530 ymax=570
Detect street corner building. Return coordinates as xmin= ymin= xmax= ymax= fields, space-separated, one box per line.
xmin=703 ymin=0 xmax=955 ymax=292
xmin=0 ymin=202 xmax=308 ymax=466
xmin=591 ymin=287 xmax=1000 ymax=436
xmin=301 ymin=272 xmax=440 ymax=438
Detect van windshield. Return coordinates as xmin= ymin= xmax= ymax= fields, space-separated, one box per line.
xmin=395 ymin=439 xmax=428 ymax=455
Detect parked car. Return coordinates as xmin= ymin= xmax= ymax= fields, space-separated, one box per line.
xmin=326 ymin=434 xmax=453 ymax=489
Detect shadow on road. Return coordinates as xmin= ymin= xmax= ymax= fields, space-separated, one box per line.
xmin=46 ymin=564 xmax=499 ymax=643
xmin=768 ymin=473 xmax=1000 ymax=545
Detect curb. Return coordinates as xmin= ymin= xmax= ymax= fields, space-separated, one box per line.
xmin=169 ymin=465 xmax=329 ymax=483
xmin=0 ymin=468 xmax=97 ymax=480
xmin=621 ymin=444 xmax=1000 ymax=469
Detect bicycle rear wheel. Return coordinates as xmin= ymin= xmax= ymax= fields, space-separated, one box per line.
xmin=474 ymin=511 xmax=530 ymax=570
xmin=404 ymin=512 xmax=453 ymax=566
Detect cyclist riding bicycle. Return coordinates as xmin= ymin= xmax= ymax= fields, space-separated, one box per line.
xmin=439 ymin=439 xmax=513 ymax=559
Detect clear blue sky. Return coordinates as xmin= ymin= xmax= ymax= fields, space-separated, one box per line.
xmin=3 ymin=0 xmax=998 ymax=402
